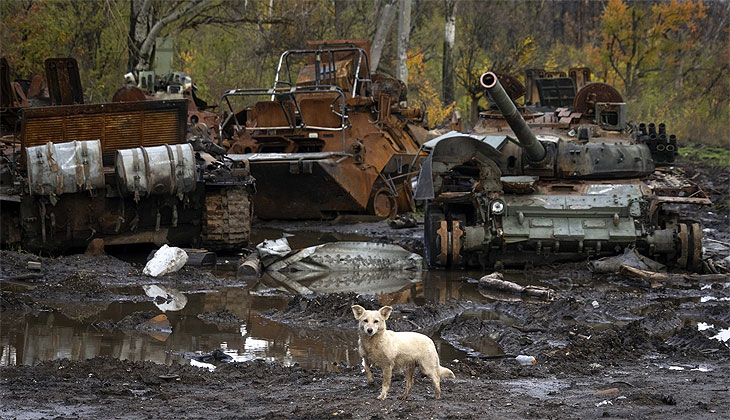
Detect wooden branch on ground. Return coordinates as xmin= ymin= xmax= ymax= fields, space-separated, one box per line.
xmin=618 ymin=264 xmax=729 ymax=282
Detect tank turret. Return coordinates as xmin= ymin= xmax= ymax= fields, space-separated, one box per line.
xmin=416 ymin=68 xmax=709 ymax=272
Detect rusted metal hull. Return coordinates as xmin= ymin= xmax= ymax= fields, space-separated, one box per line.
xmin=3 ymin=186 xmax=203 ymax=252
xmin=220 ymin=41 xmax=424 ymax=220
xmin=230 ymin=154 xmax=377 ymax=219
xmin=2 ymin=96 xmax=253 ymax=252
xmin=1 ymin=182 xmax=254 ymax=253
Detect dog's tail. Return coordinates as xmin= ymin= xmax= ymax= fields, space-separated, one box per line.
xmin=439 ymin=366 xmax=455 ymax=379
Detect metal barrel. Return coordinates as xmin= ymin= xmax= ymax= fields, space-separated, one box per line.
xmin=480 ymin=71 xmax=546 ymax=162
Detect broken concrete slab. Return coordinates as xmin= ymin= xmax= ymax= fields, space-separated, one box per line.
xmin=143 ymin=245 xmax=188 ymax=277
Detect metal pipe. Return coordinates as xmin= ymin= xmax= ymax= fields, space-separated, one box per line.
xmin=480 ymin=72 xmax=545 ymax=162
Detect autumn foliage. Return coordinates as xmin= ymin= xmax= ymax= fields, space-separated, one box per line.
xmin=1 ymin=0 xmax=727 ymax=144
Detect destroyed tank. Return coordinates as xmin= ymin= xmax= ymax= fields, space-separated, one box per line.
xmin=0 ymin=57 xmax=254 ymax=253
xmin=219 ymin=40 xmax=425 ymax=219
xmin=415 ymin=70 xmax=708 ymax=271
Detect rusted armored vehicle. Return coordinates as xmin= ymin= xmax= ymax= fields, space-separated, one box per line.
xmin=220 ymin=40 xmax=425 ymax=219
xmin=416 ymin=70 xmax=708 ymax=271
xmin=0 ymin=58 xmax=253 ymax=253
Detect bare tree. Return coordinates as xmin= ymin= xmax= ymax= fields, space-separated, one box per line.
xmin=128 ymin=0 xmax=213 ymax=72
xmin=396 ymin=0 xmax=411 ymax=84
xmin=441 ymin=0 xmax=456 ymax=104
xmin=370 ymin=0 xmax=397 ymax=73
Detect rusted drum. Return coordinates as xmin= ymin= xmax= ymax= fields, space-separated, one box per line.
xmin=26 ymin=140 xmax=104 ymax=195
xmin=111 ymin=85 xmax=147 ymax=102
xmin=115 ymin=143 xmax=196 ymax=199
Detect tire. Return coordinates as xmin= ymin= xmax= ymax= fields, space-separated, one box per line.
xmin=424 ymin=203 xmax=444 ymax=268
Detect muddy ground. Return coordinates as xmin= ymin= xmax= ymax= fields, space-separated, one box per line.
xmin=1 ymin=157 xmax=729 ymax=419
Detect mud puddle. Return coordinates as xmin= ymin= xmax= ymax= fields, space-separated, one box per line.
xmin=1 ymin=285 xmax=366 ymax=370
xmin=1 ymin=253 xmax=565 ymax=371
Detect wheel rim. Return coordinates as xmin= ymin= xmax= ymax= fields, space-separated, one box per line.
xmin=372 ymin=188 xmax=397 ymax=218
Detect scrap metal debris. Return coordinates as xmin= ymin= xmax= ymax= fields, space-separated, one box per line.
xmin=589 ymin=247 xmax=666 ymax=274
xmin=256 ymin=237 xmax=292 ymax=262
xmin=237 ymin=251 xmax=262 ymax=278
xmin=255 ymin=241 xmax=423 ymax=295
xmin=267 ymin=242 xmax=422 ymax=273
xmin=389 ymin=214 xmax=418 ymax=229
xmin=478 ymin=272 xmax=555 ymax=301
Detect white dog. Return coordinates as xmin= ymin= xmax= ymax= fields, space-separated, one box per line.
xmin=352 ymin=305 xmax=455 ymax=400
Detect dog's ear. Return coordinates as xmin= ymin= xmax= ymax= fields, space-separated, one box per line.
xmin=351 ymin=305 xmax=365 ymax=320
xmin=379 ymin=306 xmax=393 ymax=320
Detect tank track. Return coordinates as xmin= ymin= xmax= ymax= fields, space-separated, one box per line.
xmin=201 ymin=186 xmax=253 ymax=250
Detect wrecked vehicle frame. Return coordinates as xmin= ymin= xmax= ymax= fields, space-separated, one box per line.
xmin=219 ymin=42 xmax=425 ymax=220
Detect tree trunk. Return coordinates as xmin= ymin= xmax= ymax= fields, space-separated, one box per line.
xmin=334 ymin=0 xmax=350 ymax=38
xmin=129 ymin=0 xmax=212 ymax=72
xmin=470 ymin=95 xmax=480 ymax=125
xmin=128 ymin=0 xmax=153 ymax=72
xmin=396 ymin=0 xmax=411 ymax=84
xmin=442 ymin=0 xmax=456 ymax=104
xmin=370 ymin=0 xmax=397 ymax=73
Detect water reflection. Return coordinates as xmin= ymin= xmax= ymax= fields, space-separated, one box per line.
xmin=1 ymin=264 xmax=560 ymax=369
xmin=143 ymin=285 xmax=188 ymax=312
xmin=300 ymin=271 xmax=421 ymax=295
xmin=0 ymin=288 xmax=360 ymax=370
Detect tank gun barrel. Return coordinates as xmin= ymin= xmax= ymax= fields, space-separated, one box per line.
xmin=480 ymin=72 xmax=546 ymax=162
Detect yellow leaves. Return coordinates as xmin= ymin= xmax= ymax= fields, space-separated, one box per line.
xmin=180 ymin=50 xmax=195 ymax=66
xmin=406 ymin=52 xmax=426 ymax=74
xmin=652 ymin=0 xmax=708 ymax=34
xmin=516 ymin=36 xmax=536 ymax=69
xmin=602 ymin=0 xmax=630 ymax=33
xmin=406 ymin=52 xmax=455 ymax=128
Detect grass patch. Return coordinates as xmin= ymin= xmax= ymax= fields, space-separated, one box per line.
xmin=678 ymin=143 xmax=730 ymax=167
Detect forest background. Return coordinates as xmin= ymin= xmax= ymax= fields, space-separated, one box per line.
xmin=1 ymin=0 xmax=728 ymax=146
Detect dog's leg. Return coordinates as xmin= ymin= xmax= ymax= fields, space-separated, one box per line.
xmin=426 ymin=370 xmax=441 ymax=399
xmin=377 ymin=364 xmax=393 ymax=400
xmin=362 ymin=357 xmax=374 ymax=386
xmin=399 ymin=364 xmax=416 ymax=401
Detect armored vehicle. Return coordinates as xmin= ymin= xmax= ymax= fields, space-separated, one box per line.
xmin=415 ymin=70 xmax=708 ymax=271
xmin=219 ymin=40 xmax=425 ymax=219
xmin=0 ymin=58 xmax=253 ymax=253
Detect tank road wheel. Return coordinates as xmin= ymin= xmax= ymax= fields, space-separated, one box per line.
xmin=676 ymin=222 xmax=704 ymax=272
xmin=688 ymin=222 xmax=704 ymax=273
xmin=369 ymin=187 xmax=398 ymax=219
xmin=677 ymin=223 xmax=689 ymax=268
xmin=424 ymin=204 xmax=445 ymax=268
